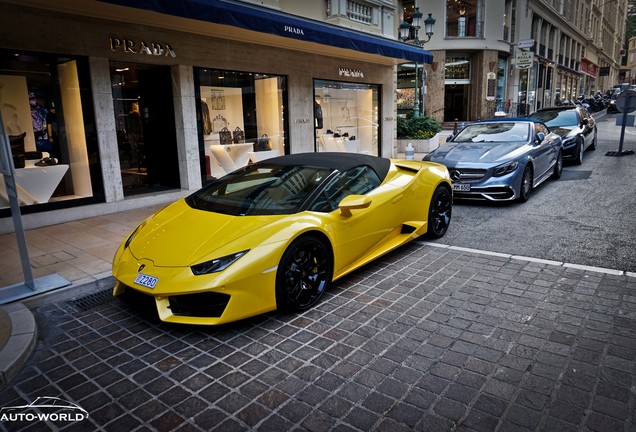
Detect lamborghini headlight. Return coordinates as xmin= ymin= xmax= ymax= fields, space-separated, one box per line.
xmin=191 ymin=250 xmax=249 ymax=275
xmin=493 ymin=160 xmax=519 ymax=177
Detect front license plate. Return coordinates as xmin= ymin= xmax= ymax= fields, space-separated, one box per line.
xmin=134 ymin=273 xmax=159 ymax=289
xmin=453 ymin=183 xmax=470 ymax=192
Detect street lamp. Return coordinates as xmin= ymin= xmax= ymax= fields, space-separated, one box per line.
xmin=399 ymin=8 xmax=435 ymax=118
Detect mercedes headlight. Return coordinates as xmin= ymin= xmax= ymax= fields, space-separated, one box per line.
xmin=493 ymin=160 xmax=519 ymax=177
xmin=191 ymin=250 xmax=249 ymax=275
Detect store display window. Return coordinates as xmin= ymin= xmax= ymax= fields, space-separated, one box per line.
xmin=111 ymin=62 xmax=180 ymax=196
xmin=0 ymin=50 xmax=101 ymax=215
xmin=194 ymin=69 xmax=288 ymax=182
xmin=314 ymin=80 xmax=380 ymax=156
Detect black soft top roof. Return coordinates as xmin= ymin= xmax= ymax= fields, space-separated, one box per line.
xmin=263 ymin=152 xmax=391 ymax=181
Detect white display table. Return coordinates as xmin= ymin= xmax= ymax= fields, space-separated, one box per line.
xmin=209 ymin=143 xmax=253 ymax=174
xmin=0 ymin=162 xmax=69 ymax=207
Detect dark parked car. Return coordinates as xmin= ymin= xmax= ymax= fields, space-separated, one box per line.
xmin=529 ymin=105 xmax=596 ymax=165
xmin=424 ymin=119 xmax=563 ymax=203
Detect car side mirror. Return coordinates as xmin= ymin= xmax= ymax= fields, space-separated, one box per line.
xmin=446 ymin=134 xmax=455 ymax=142
xmin=582 ymin=118 xmax=589 ymax=126
xmin=535 ymin=132 xmax=545 ymax=144
xmin=339 ymin=195 xmax=371 ymax=217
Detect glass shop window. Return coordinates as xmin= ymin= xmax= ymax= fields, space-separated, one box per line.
xmin=1 ymin=50 xmax=101 ymax=215
xmin=314 ymin=80 xmax=380 ymax=156
xmin=195 ymin=69 xmax=288 ymax=182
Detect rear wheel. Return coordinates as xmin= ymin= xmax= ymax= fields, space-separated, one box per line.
xmin=518 ymin=165 xmax=533 ymax=202
xmin=426 ymin=185 xmax=452 ymax=239
xmin=276 ymin=235 xmax=332 ymax=311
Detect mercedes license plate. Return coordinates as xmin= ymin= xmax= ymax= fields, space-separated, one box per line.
xmin=134 ymin=273 xmax=159 ymax=289
xmin=453 ymin=183 xmax=470 ymax=192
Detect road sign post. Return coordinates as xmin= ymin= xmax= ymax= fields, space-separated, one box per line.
xmin=608 ymin=90 xmax=636 ymax=157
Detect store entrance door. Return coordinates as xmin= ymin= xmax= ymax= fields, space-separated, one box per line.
xmin=111 ymin=63 xmax=180 ymax=196
xmin=444 ymin=84 xmax=470 ymax=122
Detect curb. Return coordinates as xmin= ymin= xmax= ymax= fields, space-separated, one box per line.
xmin=0 ymin=275 xmax=115 ymax=388
xmin=0 ymin=303 xmax=37 ymax=388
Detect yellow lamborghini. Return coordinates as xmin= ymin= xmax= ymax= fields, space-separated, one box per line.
xmin=112 ymin=152 xmax=452 ymax=325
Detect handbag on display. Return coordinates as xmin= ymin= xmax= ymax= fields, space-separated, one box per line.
xmin=254 ymin=134 xmax=272 ymax=151
xmin=219 ymin=127 xmax=232 ymax=145
xmin=233 ymin=127 xmax=245 ymax=144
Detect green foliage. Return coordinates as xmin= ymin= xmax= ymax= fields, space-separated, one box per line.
xmin=397 ymin=114 xmax=442 ymax=140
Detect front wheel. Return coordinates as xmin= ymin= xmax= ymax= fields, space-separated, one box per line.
xmin=552 ymin=151 xmax=563 ymax=179
xmin=518 ymin=165 xmax=533 ymax=203
xmin=573 ymin=138 xmax=584 ymax=165
xmin=276 ymin=235 xmax=333 ymax=312
xmin=426 ymin=185 xmax=452 ymax=239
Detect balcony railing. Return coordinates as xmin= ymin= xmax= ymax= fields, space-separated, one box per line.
xmin=346 ymin=1 xmax=372 ymax=25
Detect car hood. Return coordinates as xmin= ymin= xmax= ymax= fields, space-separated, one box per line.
xmin=427 ymin=141 xmax=526 ymax=165
xmin=129 ymin=199 xmax=282 ymax=267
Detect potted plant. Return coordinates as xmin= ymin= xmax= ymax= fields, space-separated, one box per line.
xmin=396 ymin=113 xmax=442 ymax=154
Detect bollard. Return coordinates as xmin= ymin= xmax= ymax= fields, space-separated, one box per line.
xmin=453 ymin=119 xmax=458 ymax=134
xmin=405 ymin=143 xmax=414 ymax=160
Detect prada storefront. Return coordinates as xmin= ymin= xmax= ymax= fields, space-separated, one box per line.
xmin=0 ymin=0 xmax=431 ymax=232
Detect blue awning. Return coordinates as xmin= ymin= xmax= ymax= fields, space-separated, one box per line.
xmin=97 ymin=0 xmax=432 ymax=64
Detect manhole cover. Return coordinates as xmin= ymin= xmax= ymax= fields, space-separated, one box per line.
xmin=66 ymin=288 xmax=115 ymax=312
xmin=560 ymin=170 xmax=592 ymax=181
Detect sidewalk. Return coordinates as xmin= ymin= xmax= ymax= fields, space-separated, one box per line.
xmin=0 ymin=204 xmax=164 ymax=386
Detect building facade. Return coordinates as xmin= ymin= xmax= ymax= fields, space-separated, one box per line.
xmin=0 ymin=0 xmax=427 ymax=232
xmin=408 ymin=0 xmax=628 ymax=123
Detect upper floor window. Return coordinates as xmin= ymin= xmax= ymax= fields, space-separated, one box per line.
xmin=446 ymin=0 xmax=483 ymax=38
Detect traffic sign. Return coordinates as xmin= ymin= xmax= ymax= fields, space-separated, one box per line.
xmin=615 ymin=89 xmax=636 ymax=113
xmin=518 ymin=39 xmax=535 ymax=49
xmin=609 ymin=89 xmax=636 ymax=157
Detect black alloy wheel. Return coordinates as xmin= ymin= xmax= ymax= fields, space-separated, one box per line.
xmin=427 ymin=185 xmax=452 ymax=239
xmin=574 ymin=138 xmax=585 ymax=165
xmin=518 ymin=165 xmax=533 ymax=202
xmin=552 ymin=151 xmax=563 ymax=179
xmin=590 ymin=130 xmax=597 ymax=150
xmin=276 ymin=235 xmax=333 ymax=311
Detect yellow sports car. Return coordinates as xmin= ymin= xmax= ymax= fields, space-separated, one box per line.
xmin=112 ymin=153 xmax=452 ymax=325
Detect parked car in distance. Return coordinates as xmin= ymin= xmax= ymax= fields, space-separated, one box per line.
xmin=424 ymin=119 xmax=563 ymax=203
xmin=529 ymin=105 xmax=596 ymax=165
xmin=113 ymin=152 xmax=452 ymax=325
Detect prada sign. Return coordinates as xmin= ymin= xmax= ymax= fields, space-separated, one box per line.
xmin=110 ymin=37 xmax=176 ymax=57
xmin=339 ymin=67 xmax=364 ymax=78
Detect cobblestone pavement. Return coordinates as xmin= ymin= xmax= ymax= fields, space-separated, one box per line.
xmin=1 ymin=242 xmax=635 ymax=432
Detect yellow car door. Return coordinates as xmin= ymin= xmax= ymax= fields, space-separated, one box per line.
xmin=308 ymin=165 xmax=404 ymax=273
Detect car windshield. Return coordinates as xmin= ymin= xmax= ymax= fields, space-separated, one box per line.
xmin=453 ymin=122 xmax=530 ymax=143
xmin=186 ymin=164 xmax=333 ymax=216
xmin=530 ymin=110 xmax=578 ymax=127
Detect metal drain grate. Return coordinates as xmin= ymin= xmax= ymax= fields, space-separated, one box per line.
xmin=66 ymin=288 xmax=115 ymax=312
